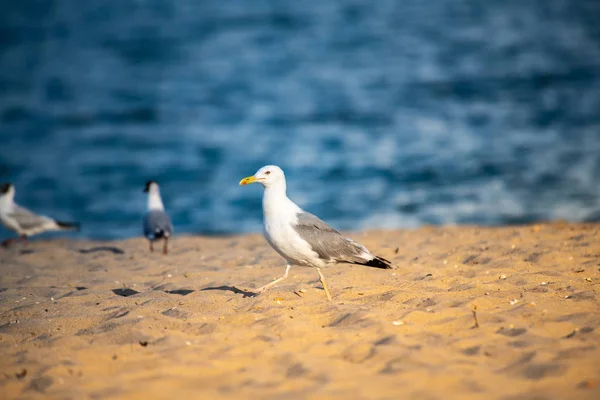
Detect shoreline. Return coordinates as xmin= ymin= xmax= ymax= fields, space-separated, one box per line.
xmin=4 ymin=219 xmax=586 ymax=243
xmin=1 ymin=223 xmax=599 ymax=399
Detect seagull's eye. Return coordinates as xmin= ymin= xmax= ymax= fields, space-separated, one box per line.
xmin=265 ymin=171 xmax=271 ymax=175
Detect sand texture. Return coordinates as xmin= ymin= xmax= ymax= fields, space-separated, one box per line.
xmin=1 ymin=223 xmax=599 ymax=399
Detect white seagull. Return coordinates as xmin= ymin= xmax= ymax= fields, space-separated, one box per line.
xmin=143 ymin=180 xmax=173 ymax=254
xmin=0 ymin=183 xmax=80 ymax=244
xmin=239 ymin=165 xmax=392 ymax=300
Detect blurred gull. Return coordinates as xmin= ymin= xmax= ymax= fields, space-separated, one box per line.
xmin=0 ymin=183 xmax=80 ymax=244
xmin=143 ymin=180 xmax=173 ymax=254
xmin=239 ymin=165 xmax=392 ymax=300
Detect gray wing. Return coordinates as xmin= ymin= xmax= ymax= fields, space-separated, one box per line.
xmin=143 ymin=210 xmax=173 ymax=239
xmin=293 ymin=211 xmax=370 ymax=264
xmin=9 ymin=204 xmax=55 ymax=231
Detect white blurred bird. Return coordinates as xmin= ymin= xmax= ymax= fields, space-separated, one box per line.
xmin=143 ymin=180 xmax=173 ymax=254
xmin=0 ymin=183 xmax=80 ymax=244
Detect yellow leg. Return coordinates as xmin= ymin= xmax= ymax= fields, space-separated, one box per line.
xmin=316 ymin=267 xmax=333 ymax=301
xmin=149 ymin=241 xmax=154 ymax=252
xmin=256 ymin=264 xmax=291 ymax=294
xmin=163 ymin=237 xmax=169 ymax=255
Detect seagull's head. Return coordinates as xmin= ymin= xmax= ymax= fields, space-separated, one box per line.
xmin=239 ymin=165 xmax=285 ymax=188
xmin=0 ymin=183 xmax=15 ymax=204
xmin=143 ymin=180 xmax=160 ymax=194
xmin=0 ymin=183 xmax=14 ymax=196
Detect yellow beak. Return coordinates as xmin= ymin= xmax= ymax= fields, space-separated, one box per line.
xmin=239 ymin=175 xmax=258 ymax=186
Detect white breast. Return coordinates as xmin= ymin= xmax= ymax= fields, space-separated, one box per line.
xmin=0 ymin=201 xmax=20 ymax=234
xmin=0 ymin=211 xmax=21 ymax=233
xmin=262 ymin=192 xmax=323 ymax=267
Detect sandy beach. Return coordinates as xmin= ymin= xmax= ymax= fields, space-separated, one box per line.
xmin=1 ymin=223 xmax=599 ymax=399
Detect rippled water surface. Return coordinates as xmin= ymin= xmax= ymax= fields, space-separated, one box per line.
xmin=1 ymin=0 xmax=600 ymax=240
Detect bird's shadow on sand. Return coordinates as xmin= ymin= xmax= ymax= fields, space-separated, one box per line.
xmin=201 ymin=286 xmax=257 ymax=298
xmin=79 ymin=246 xmax=125 ymax=255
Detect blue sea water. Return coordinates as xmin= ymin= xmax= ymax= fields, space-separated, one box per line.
xmin=1 ymin=0 xmax=600 ymax=240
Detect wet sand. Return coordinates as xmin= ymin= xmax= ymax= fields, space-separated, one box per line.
xmin=1 ymin=223 xmax=599 ymax=399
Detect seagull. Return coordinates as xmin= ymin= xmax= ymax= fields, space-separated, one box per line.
xmin=0 ymin=183 xmax=80 ymax=244
xmin=239 ymin=165 xmax=392 ymax=300
xmin=143 ymin=180 xmax=173 ymax=254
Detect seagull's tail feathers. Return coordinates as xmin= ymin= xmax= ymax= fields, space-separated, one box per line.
xmin=152 ymin=228 xmax=169 ymax=239
xmin=56 ymin=221 xmax=81 ymax=232
xmin=360 ymin=255 xmax=393 ymax=269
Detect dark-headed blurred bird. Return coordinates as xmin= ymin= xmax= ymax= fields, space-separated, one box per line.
xmin=143 ymin=180 xmax=173 ymax=254
xmin=0 ymin=183 xmax=80 ymax=244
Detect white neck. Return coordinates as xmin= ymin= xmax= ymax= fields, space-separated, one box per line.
xmin=0 ymin=191 xmax=14 ymax=211
xmin=148 ymin=190 xmax=164 ymax=211
xmin=262 ymin=180 xmax=300 ymax=218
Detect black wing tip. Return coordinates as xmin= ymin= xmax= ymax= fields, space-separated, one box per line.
xmin=57 ymin=221 xmax=80 ymax=231
xmin=362 ymin=256 xmax=393 ymax=269
xmin=149 ymin=228 xmax=171 ymax=239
